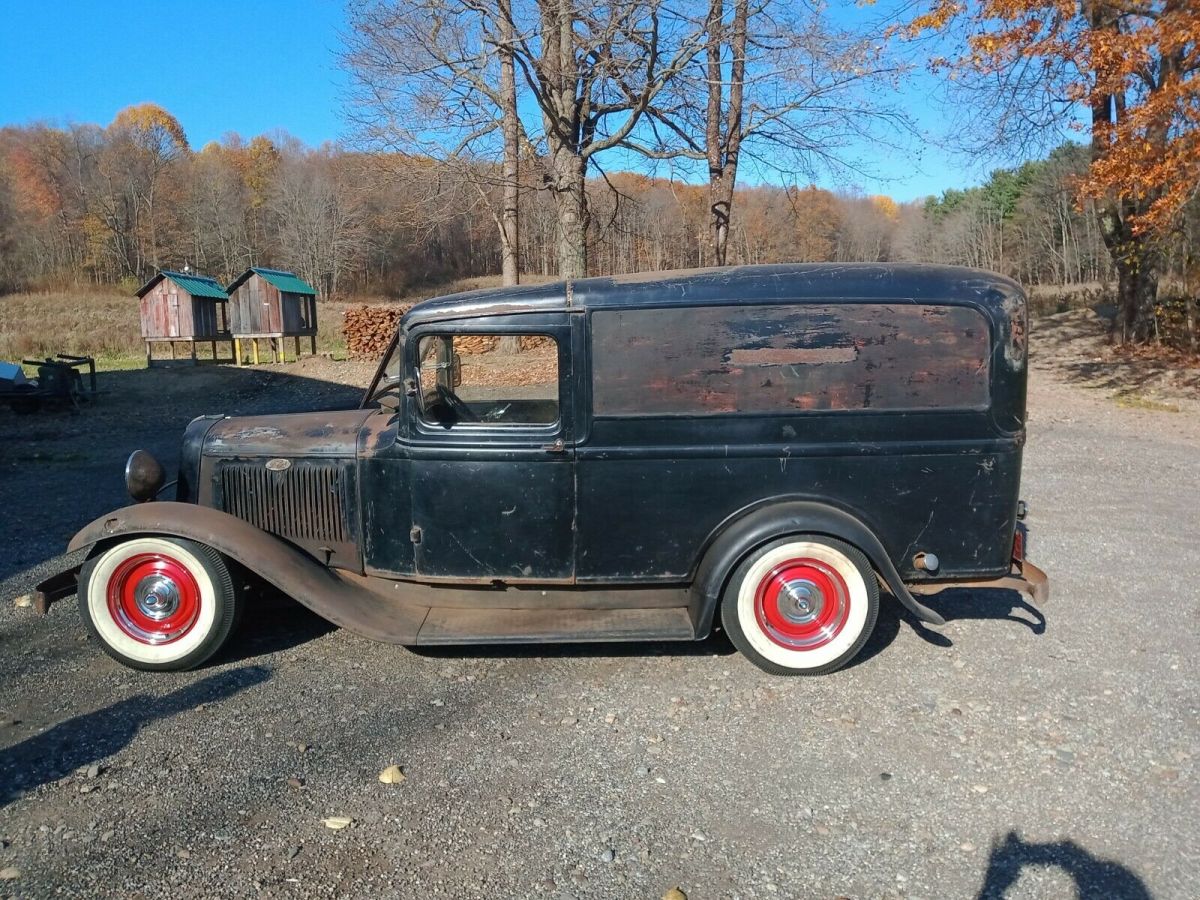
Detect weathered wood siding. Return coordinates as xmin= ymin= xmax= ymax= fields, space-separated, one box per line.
xmin=139 ymin=280 xmax=194 ymax=338
xmin=230 ymin=275 xmax=281 ymax=335
xmin=139 ymin=279 xmax=227 ymax=339
xmin=591 ymin=302 xmax=991 ymax=416
xmin=230 ymin=276 xmax=316 ymax=336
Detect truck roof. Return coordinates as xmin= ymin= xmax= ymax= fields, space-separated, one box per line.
xmin=402 ymin=263 xmax=1025 ymax=327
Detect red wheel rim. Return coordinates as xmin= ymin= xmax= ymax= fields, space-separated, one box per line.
xmin=753 ymin=557 xmax=850 ymax=651
xmin=105 ymin=552 xmax=201 ymax=645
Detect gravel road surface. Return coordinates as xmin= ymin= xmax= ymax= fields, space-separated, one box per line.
xmin=1 ymin=332 xmax=1197 ymax=899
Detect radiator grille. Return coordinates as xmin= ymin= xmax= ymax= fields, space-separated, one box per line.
xmin=219 ymin=461 xmax=348 ymax=544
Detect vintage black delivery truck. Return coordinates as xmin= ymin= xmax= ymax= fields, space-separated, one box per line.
xmin=36 ymin=264 xmax=1046 ymax=675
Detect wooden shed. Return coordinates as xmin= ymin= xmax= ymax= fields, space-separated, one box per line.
xmin=135 ymin=270 xmax=233 ymax=365
xmin=226 ymin=267 xmax=319 ymax=364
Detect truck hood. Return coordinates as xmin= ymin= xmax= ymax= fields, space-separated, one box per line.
xmin=202 ymin=409 xmax=372 ymax=459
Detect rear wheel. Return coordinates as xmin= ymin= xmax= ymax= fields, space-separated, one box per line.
xmin=78 ymin=536 xmax=241 ymax=671
xmin=721 ymin=535 xmax=879 ymax=676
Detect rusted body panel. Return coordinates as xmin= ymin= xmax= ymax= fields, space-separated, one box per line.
xmin=202 ymin=411 xmax=369 ymax=458
xmin=592 ymin=304 xmax=991 ymax=416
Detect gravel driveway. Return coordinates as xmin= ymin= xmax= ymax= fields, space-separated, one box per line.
xmin=1 ymin=345 xmax=1197 ymax=899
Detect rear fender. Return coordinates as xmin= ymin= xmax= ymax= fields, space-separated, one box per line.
xmin=689 ymin=499 xmax=946 ymax=635
xmin=60 ymin=502 xmax=427 ymax=643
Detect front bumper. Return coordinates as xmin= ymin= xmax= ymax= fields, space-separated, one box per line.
xmin=33 ymin=565 xmax=81 ymax=614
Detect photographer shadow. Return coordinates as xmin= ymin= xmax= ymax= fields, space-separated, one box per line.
xmin=977 ymin=831 xmax=1152 ymax=899
xmin=0 ymin=664 xmax=270 ymax=809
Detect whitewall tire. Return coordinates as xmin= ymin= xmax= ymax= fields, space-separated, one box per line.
xmin=78 ymin=536 xmax=241 ymax=671
xmin=721 ymin=535 xmax=879 ymax=676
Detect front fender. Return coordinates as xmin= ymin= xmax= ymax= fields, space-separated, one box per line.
xmin=689 ymin=499 xmax=946 ymax=635
xmin=56 ymin=502 xmax=427 ymax=644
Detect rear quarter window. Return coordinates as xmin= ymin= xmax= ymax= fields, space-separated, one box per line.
xmin=591 ymin=303 xmax=990 ymax=416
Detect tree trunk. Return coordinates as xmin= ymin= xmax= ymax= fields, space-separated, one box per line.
xmin=1086 ymin=3 xmax=1161 ymax=345
xmin=708 ymin=173 xmax=734 ymax=266
xmin=703 ymin=0 xmax=746 ymax=268
xmin=499 ymin=0 xmax=520 ymax=289
xmin=495 ymin=0 xmax=522 ymax=356
xmin=1095 ymin=194 xmax=1160 ymax=344
xmin=552 ymin=149 xmax=588 ymax=279
xmin=1114 ymin=245 xmax=1160 ymax=343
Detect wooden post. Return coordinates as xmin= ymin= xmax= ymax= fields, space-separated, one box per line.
xmin=295 ymin=336 xmax=300 ymax=360
xmin=310 ymin=334 xmax=317 ymax=356
xmin=190 ymin=341 xmax=198 ymax=365
xmin=235 ymin=338 xmax=242 ymax=366
xmin=146 ymin=341 xmax=152 ymax=368
xmin=251 ymin=339 xmax=260 ymax=365
xmin=211 ymin=340 xmax=217 ymax=361
xmin=169 ymin=342 xmax=176 ymax=361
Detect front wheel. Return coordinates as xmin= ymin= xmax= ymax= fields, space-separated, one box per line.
xmin=721 ymin=535 xmax=879 ymax=676
xmin=79 ymin=536 xmax=242 ymax=671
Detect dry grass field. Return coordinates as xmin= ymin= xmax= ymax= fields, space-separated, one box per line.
xmin=0 ymin=276 xmax=549 ymax=372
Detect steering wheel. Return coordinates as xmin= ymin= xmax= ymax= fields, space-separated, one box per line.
xmin=436 ymin=383 xmax=479 ymax=423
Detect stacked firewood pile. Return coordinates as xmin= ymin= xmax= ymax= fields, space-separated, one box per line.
xmin=345 ymin=305 xmax=556 ymax=358
xmin=343 ymin=306 xmax=411 ymax=358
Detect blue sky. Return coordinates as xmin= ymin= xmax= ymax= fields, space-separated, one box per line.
xmin=0 ymin=0 xmax=987 ymax=202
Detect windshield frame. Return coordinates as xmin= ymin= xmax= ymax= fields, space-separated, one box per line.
xmin=360 ymin=331 xmax=403 ymax=408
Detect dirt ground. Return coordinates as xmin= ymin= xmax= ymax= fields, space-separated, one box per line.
xmin=1 ymin=315 xmax=1197 ymax=899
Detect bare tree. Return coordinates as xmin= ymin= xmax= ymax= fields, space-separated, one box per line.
xmin=344 ymin=0 xmax=706 ymax=279
xmin=269 ymin=149 xmax=371 ymax=298
xmin=628 ymin=1 xmax=913 ymax=265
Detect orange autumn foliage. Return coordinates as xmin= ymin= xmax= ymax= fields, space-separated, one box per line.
xmin=911 ymin=1 xmax=1199 ymax=238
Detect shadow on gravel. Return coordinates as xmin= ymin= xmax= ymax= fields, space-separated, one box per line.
xmin=410 ymin=629 xmax=738 ymax=663
xmin=215 ymin=599 xmax=337 ymax=664
xmin=0 ymin=664 xmax=270 ymax=810
xmin=976 ymin=831 xmax=1152 ymax=899
xmin=891 ymin=588 xmax=1047 ymax=650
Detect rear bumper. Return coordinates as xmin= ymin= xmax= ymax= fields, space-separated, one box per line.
xmin=909 ymin=559 xmax=1048 ymax=605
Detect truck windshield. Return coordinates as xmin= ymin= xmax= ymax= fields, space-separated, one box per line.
xmin=362 ymin=333 xmax=403 ymax=407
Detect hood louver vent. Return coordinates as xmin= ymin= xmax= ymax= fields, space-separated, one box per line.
xmin=219 ymin=461 xmax=348 ymax=545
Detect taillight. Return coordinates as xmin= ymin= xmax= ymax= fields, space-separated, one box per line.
xmin=1012 ymin=524 xmax=1027 ymax=562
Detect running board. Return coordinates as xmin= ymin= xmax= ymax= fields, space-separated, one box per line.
xmin=415 ymin=606 xmax=696 ymax=645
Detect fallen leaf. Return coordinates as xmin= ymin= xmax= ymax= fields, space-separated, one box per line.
xmin=12 ymin=594 xmax=33 ymax=609
xmin=0 ymin=866 xmax=20 ymax=881
xmin=378 ymin=764 xmax=406 ymax=784
xmin=322 ymin=816 xmax=353 ymax=830
xmin=662 ymin=888 xmax=687 ymax=900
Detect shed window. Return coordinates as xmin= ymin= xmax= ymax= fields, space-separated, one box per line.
xmin=591 ymin=303 xmax=990 ymax=416
xmin=416 ymin=334 xmax=559 ymax=426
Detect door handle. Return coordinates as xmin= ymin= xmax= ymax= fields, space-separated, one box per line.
xmin=541 ymin=438 xmax=566 ymax=453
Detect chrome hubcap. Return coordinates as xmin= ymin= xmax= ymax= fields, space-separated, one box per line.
xmin=134 ymin=574 xmax=181 ymax=622
xmin=777 ymin=579 xmax=825 ymax=626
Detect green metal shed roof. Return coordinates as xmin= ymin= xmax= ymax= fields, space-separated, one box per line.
xmin=227 ymin=267 xmax=317 ymax=296
xmin=136 ymin=270 xmax=229 ymax=300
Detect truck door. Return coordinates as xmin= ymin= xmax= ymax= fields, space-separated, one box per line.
xmin=405 ymin=314 xmax=576 ymax=582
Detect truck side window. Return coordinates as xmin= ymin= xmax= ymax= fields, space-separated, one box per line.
xmin=416 ymin=334 xmax=559 ymax=427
